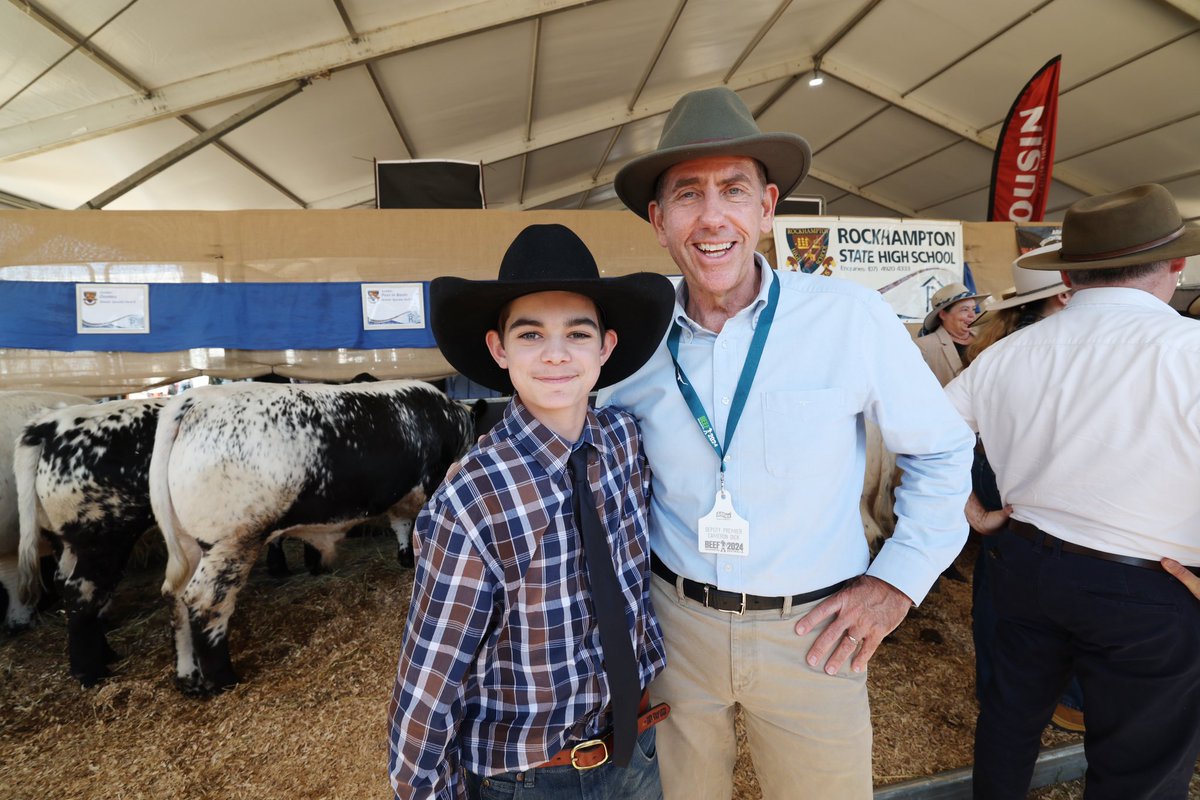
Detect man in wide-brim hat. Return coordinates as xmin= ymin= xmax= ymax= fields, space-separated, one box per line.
xmin=945 ymin=183 xmax=1200 ymax=799
xmin=600 ymin=86 xmax=975 ymax=799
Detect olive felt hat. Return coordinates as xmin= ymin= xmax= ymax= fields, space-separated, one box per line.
xmin=614 ymin=87 xmax=812 ymax=222
xmin=1018 ymin=183 xmax=1200 ymax=271
xmin=429 ymin=224 xmax=676 ymax=394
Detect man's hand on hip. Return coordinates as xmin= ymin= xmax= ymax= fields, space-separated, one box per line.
xmin=793 ymin=575 xmax=912 ymax=675
xmin=1162 ymin=558 xmax=1200 ymax=601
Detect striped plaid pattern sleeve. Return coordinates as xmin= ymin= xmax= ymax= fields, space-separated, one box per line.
xmin=387 ymin=398 xmax=665 ymax=799
xmin=387 ymin=487 xmax=499 ymax=800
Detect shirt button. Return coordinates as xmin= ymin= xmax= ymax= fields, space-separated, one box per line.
xmin=722 ymin=396 xmax=730 ymax=405
xmin=723 ymin=564 xmax=732 ymax=572
xmin=723 ymin=455 xmax=730 ymax=463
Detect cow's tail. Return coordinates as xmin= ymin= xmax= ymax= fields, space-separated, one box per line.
xmin=15 ymin=422 xmax=51 ymax=606
xmin=151 ymin=398 xmax=192 ymax=595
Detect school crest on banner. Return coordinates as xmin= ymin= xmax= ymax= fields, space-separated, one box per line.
xmin=784 ymin=228 xmax=835 ymax=275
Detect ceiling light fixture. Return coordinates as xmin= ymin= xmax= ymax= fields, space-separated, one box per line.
xmin=808 ymin=58 xmax=824 ymax=87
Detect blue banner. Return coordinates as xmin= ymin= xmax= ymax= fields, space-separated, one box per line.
xmin=0 ymin=281 xmax=437 ymax=352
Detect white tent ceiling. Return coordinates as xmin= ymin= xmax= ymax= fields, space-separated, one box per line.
xmin=0 ymin=0 xmax=1198 ymax=223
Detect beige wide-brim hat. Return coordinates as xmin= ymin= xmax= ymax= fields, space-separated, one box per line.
xmin=982 ymin=243 xmax=1069 ymax=314
xmin=1019 ymin=183 xmax=1200 ymax=271
xmin=923 ymin=282 xmax=989 ymax=332
xmin=614 ymin=87 xmax=811 ymax=222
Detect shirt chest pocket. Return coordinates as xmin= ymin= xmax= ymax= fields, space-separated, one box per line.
xmin=761 ymin=389 xmax=857 ymax=479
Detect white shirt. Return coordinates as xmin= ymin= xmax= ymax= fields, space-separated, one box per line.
xmin=945 ymin=286 xmax=1200 ymax=565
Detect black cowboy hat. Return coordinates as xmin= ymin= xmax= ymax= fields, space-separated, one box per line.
xmin=430 ymin=224 xmax=675 ymax=393
xmin=614 ymin=87 xmax=811 ymax=222
xmin=1019 ymin=183 xmax=1200 ymax=271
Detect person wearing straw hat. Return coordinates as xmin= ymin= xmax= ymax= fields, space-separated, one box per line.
xmin=915 ymin=282 xmax=990 ymax=386
xmin=965 ymin=249 xmax=1071 ymax=363
xmin=945 ymin=184 xmax=1200 ymax=799
xmin=601 ymin=86 xmax=975 ymax=798
xmin=388 ymin=224 xmax=676 ymax=800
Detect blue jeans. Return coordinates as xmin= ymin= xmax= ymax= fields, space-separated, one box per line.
xmin=465 ymin=728 xmax=662 ymax=800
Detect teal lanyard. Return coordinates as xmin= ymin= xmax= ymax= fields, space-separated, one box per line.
xmin=666 ymin=274 xmax=779 ymax=489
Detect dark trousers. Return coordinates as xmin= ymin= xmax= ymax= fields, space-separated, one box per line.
xmin=973 ymin=528 xmax=1200 ymax=800
xmin=972 ymin=534 xmax=1083 ymax=712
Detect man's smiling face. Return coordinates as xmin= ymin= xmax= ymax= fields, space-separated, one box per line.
xmin=648 ymin=155 xmax=778 ymax=308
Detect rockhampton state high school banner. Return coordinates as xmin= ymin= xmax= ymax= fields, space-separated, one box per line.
xmin=987 ymin=55 xmax=1061 ymax=223
xmin=773 ymin=216 xmax=964 ymax=324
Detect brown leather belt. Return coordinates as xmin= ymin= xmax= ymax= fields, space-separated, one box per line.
xmin=651 ymin=552 xmax=848 ymax=614
xmin=540 ymin=690 xmax=670 ymax=770
xmin=1009 ymin=520 xmax=1200 ymax=576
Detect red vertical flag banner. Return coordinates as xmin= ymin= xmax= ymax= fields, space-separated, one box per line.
xmin=987 ymin=55 xmax=1062 ymax=222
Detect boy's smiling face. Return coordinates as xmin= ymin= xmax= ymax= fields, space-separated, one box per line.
xmin=485 ymin=290 xmax=617 ymax=440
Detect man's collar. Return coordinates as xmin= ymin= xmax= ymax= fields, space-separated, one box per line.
xmin=501 ymin=396 xmax=611 ymax=476
xmin=1066 ymin=286 xmax=1176 ymax=312
xmin=673 ymin=252 xmax=776 ymax=333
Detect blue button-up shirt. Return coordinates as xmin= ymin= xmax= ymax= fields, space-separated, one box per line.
xmin=600 ymin=256 xmax=973 ymax=604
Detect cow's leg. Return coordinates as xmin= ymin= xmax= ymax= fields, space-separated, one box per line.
xmin=173 ymin=535 xmax=259 ymax=696
xmin=265 ymin=538 xmax=328 ymax=577
xmin=37 ymin=554 xmax=61 ymax=612
xmin=265 ymin=539 xmax=290 ymax=577
xmin=390 ymin=487 xmax=426 ymax=569
xmin=302 ymin=541 xmax=327 ymax=575
xmin=60 ymin=534 xmax=138 ymax=687
xmin=391 ymin=517 xmax=415 ymax=568
xmin=0 ymin=554 xmax=33 ymax=631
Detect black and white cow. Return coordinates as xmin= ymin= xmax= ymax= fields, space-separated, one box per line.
xmin=15 ymin=398 xmax=166 ymax=685
xmin=0 ymin=390 xmax=91 ymax=630
xmin=151 ymin=380 xmax=482 ymax=695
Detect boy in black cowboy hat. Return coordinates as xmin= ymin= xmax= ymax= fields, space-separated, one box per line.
xmin=387 ymin=224 xmax=675 ymax=800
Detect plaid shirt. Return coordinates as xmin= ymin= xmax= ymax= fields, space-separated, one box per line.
xmin=387 ymin=397 xmax=666 ymax=800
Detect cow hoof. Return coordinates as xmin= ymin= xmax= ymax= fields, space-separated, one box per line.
xmin=74 ymin=667 xmax=110 ymax=688
xmin=175 ymin=670 xmax=240 ymax=697
xmin=397 ymin=547 xmax=414 ymax=569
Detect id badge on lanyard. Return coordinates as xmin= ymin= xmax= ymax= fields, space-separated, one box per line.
xmin=667 ymin=275 xmax=779 ymax=559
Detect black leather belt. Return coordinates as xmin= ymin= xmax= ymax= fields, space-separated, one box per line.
xmin=1009 ymin=520 xmax=1200 ymax=576
xmin=650 ymin=552 xmax=849 ymax=615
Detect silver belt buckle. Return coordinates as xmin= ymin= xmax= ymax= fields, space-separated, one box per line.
xmin=703 ymin=585 xmax=746 ymax=616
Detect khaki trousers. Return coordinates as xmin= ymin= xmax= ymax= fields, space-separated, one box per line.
xmin=650 ymin=575 xmax=872 ymax=800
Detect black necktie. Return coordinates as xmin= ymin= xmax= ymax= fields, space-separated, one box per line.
xmin=567 ymin=445 xmax=640 ymax=767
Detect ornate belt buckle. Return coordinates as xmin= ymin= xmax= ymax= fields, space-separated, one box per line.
xmin=570 ymin=739 xmax=609 ymax=770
